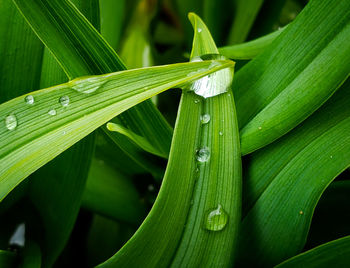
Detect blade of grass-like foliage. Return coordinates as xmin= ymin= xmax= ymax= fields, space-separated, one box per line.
xmin=98 ymin=13 xmax=241 ymax=267
xmin=0 ymin=250 xmax=16 ymax=267
xmin=234 ymin=0 xmax=350 ymax=154
xmin=227 ymin=0 xmax=264 ymax=44
xmin=219 ymin=26 xmax=284 ymax=60
xmin=12 ymin=0 xmax=173 ymax=166
xmin=0 ymin=60 xmax=233 ymax=202
xmin=236 ymin=80 xmax=350 ymax=267
xmin=276 ymin=236 xmax=350 ymax=268
xmin=81 ymin=158 xmax=146 ymax=225
xmin=26 ymin=2 xmax=97 ymax=266
xmin=99 ymin=0 xmax=125 ymax=52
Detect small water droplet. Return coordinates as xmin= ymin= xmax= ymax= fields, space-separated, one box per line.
xmin=194 ymin=99 xmax=200 ymax=104
xmin=205 ymin=204 xmax=228 ymax=231
xmin=219 ymin=131 xmax=223 ymax=136
xmin=48 ymin=109 xmax=57 ymax=116
xmin=62 ymin=131 xmax=66 ymax=135
xmin=196 ymin=147 xmax=210 ymax=162
xmin=59 ymin=95 xmax=70 ymax=107
xmin=299 ymin=210 xmax=304 ymax=215
xmin=258 ymin=126 xmax=262 ymax=130
xmin=5 ymin=114 xmax=17 ymax=131
xmin=330 ymin=155 xmax=333 ymax=159
xmin=197 ymin=28 xmax=202 ymax=33
xmin=200 ymin=114 xmax=210 ymax=124
xmin=70 ymin=76 xmax=105 ymax=94
xmin=25 ymin=95 xmax=34 ymax=105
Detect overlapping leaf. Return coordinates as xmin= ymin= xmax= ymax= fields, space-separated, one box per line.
xmin=236 ymin=80 xmax=350 ymax=266
xmin=0 ymin=60 xmax=233 ymax=201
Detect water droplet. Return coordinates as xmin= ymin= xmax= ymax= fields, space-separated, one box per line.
xmin=258 ymin=126 xmax=262 ymax=130
xmin=48 ymin=109 xmax=57 ymax=116
xmin=62 ymin=131 xmax=66 ymax=135
xmin=219 ymin=131 xmax=223 ymax=136
xmin=59 ymin=95 xmax=70 ymax=107
xmin=147 ymin=184 xmax=155 ymax=192
xmin=197 ymin=28 xmax=202 ymax=33
xmin=196 ymin=147 xmax=210 ymax=162
xmin=205 ymin=204 xmax=228 ymax=231
xmin=70 ymin=76 xmax=105 ymax=94
xmin=9 ymin=223 xmax=25 ymax=247
xmin=194 ymin=99 xmax=200 ymax=104
xmin=5 ymin=114 xmax=17 ymax=131
xmin=186 ymin=54 xmax=234 ymax=98
xmin=299 ymin=210 xmax=304 ymax=215
xmin=330 ymin=155 xmax=333 ymax=159
xmin=200 ymin=114 xmax=210 ymax=124
xmin=25 ymin=95 xmax=34 ymax=105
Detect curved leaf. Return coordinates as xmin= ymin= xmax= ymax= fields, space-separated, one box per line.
xmin=237 ymin=80 xmax=350 ymax=266
xmin=234 ymin=0 xmax=350 ymax=154
xmin=0 ymin=59 xmax=233 ymax=201
xmin=98 ymin=13 xmax=241 ymax=268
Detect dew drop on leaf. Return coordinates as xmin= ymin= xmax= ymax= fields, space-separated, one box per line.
xmin=48 ymin=109 xmax=57 ymax=116
xmin=186 ymin=54 xmax=234 ymax=98
xmin=70 ymin=76 xmax=105 ymax=94
xmin=200 ymin=114 xmax=210 ymax=124
xmin=5 ymin=114 xmax=17 ymax=131
xmin=59 ymin=95 xmax=70 ymax=107
xmin=197 ymin=28 xmax=202 ymax=33
xmin=25 ymin=95 xmax=34 ymax=105
xmin=204 ymin=204 xmax=228 ymax=231
xmin=196 ymin=147 xmax=210 ymax=162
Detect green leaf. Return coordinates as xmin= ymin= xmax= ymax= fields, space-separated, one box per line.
xmin=19 ymin=241 xmax=41 ymax=268
xmin=236 ymin=80 xmax=350 ymax=266
xmin=276 ymin=236 xmax=350 ymax=268
xmin=98 ymin=13 xmax=241 ymax=267
xmin=12 ymin=0 xmax=173 ymax=166
xmin=234 ymin=0 xmax=350 ymax=154
xmin=82 ymin=157 xmax=146 ymax=224
xmin=0 ymin=250 xmax=16 ymax=268
xmin=106 ymin=122 xmax=166 ymax=158
xmin=218 ymin=26 xmax=284 ymax=60
xmin=0 ymin=59 xmax=234 ymax=202
xmin=26 ymin=2 xmax=98 ymax=266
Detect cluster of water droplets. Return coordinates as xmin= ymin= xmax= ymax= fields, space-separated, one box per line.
xmin=4 ymin=94 xmax=71 ymax=131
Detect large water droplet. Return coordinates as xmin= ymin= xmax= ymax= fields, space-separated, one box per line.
xmin=70 ymin=76 xmax=105 ymax=94
xmin=25 ymin=95 xmax=34 ymax=105
xmin=48 ymin=109 xmax=57 ymax=116
xmin=5 ymin=114 xmax=17 ymax=131
xmin=196 ymin=147 xmax=210 ymax=162
xmin=186 ymin=54 xmax=234 ymax=98
xmin=204 ymin=204 xmax=228 ymax=231
xmin=200 ymin=114 xmax=210 ymax=124
xmin=59 ymin=95 xmax=70 ymax=107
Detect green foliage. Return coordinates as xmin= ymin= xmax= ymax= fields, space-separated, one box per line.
xmin=0 ymin=0 xmax=349 ymax=267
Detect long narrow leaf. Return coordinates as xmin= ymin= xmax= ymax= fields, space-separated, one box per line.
xmin=0 ymin=60 xmax=233 ymax=201
xmin=234 ymin=0 xmax=350 ymax=154
xmin=236 ymin=80 xmax=350 ymax=266
xmin=98 ymin=13 xmax=241 ymax=267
